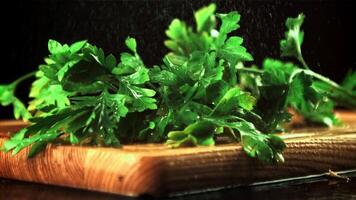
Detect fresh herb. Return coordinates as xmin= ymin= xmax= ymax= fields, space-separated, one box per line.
xmin=1 ymin=4 xmax=355 ymax=163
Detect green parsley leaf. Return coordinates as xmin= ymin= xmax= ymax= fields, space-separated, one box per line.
xmin=1 ymin=129 xmax=26 ymax=153
xmin=280 ymin=13 xmax=308 ymax=69
xmin=70 ymin=40 xmax=87 ymax=54
xmin=0 ymin=84 xmax=32 ymax=120
xmin=215 ymin=11 xmax=241 ymax=47
xmin=125 ymin=37 xmax=137 ymax=53
xmin=194 ymin=4 xmax=216 ymax=33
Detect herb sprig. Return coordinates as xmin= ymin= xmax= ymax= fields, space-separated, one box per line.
xmin=1 ymin=4 xmax=355 ymax=162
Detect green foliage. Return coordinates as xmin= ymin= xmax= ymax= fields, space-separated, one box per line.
xmin=256 ymin=59 xmax=341 ymax=127
xmin=166 ymin=120 xmax=216 ymax=147
xmin=280 ymin=13 xmax=308 ymax=68
xmin=311 ymin=70 xmax=356 ymax=109
xmin=194 ymin=4 xmax=216 ymax=33
xmin=0 ymin=82 xmax=32 ymax=120
xmin=238 ymin=13 xmax=355 ymax=129
xmin=341 ymin=70 xmax=356 ymax=93
xmin=278 ymin=14 xmax=355 ymax=125
xmin=0 ymin=4 xmax=354 ymax=164
xmin=1 ymin=37 xmax=156 ymax=156
xmin=151 ymin=5 xmax=284 ymax=163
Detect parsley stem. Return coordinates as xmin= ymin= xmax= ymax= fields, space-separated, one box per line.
xmin=237 ymin=66 xmax=348 ymax=96
xmin=297 ymin=54 xmax=309 ymax=70
xmin=236 ymin=67 xmax=263 ymax=74
xmin=303 ymin=69 xmax=355 ymax=97
xmin=303 ymin=70 xmax=339 ymax=88
xmin=12 ymin=71 xmax=37 ymax=86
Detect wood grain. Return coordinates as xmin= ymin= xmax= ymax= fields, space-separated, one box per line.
xmin=0 ymin=111 xmax=356 ymax=197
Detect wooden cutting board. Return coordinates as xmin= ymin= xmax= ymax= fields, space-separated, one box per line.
xmin=0 ymin=111 xmax=356 ymax=197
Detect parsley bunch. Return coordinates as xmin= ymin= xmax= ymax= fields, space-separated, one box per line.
xmin=1 ymin=4 xmax=355 ymax=162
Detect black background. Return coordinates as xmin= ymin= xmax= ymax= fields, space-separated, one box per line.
xmin=1 ymin=0 xmax=355 ymax=119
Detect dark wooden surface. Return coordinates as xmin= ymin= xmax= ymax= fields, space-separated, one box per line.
xmin=1 ymin=173 xmax=356 ymax=200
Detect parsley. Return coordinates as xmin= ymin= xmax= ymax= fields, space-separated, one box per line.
xmin=0 ymin=72 xmax=34 ymax=120
xmin=1 ymin=4 xmax=355 ymax=163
